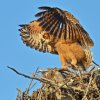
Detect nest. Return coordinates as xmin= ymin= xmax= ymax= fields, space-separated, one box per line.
xmin=15 ymin=68 xmax=100 ymax=100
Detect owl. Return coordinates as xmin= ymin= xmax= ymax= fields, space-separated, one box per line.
xmin=19 ymin=6 xmax=94 ymax=70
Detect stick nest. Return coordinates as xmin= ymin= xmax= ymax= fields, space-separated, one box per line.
xmin=16 ymin=68 xmax=100 ymax=100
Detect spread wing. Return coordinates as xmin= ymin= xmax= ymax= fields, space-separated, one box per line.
xmin=35 ymin=6 xmax=94 ymax=48
xmin=19 ymin=21 xmax=57 ymax=54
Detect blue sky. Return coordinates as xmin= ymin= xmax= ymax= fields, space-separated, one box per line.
xmin=0 ymin=0 xmax=100 ymax=99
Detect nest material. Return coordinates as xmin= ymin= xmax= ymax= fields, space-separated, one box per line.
xmin=16 ymin=68 xmax=100 ymax=100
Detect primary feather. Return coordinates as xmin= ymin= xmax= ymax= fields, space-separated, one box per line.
xmin=35 ymin=6 xmax=94 ymax=48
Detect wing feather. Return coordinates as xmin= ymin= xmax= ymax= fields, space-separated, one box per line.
xmin=19 ymin=21 xmax=57 ymax=54
xmin=35 ymin=6 xmax=94 ymax=48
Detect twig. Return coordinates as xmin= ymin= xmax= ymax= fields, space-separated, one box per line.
xmin=89 ymin=66 xmax=95 ymax=72
xmin=26 ymin=67 xmax=39 ymax=93
xmin=7 ymin=66 xmax=46 ymax=82
xmin=92 ymin=61 xmax=100 ymax=68
xmin=17 ymin=88 xmax=23 ymax=95
xmin=7 ymin=66 xmax=58 ymax=87
xmin=29 ymin=82 xmax=37 ymax=91
xmin=82 ymin=70 xmax=94 ymax=100
xmin=38 ymin=69 xmax=48 ymax=73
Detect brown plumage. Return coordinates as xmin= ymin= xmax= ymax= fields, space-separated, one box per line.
xmin=19 ymin=21 xmax=57 ymax=54
xmin=35 ymin=6 xmax=94 ymax=49
xmin=19 ymin=19 xmax=93 ymax=70
xmin=55 ymin=41 xmax=92 ymax=70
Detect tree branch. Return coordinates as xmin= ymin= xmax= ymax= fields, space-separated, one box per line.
xmin=7 ymin=66 xmax=58 ymax=87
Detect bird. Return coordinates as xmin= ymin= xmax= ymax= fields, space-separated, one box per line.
xmin=19 ymin=6 xmax=94 ymax=71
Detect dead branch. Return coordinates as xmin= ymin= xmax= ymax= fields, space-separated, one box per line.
xmin=92 ymin=61 xmax=100 ymax=68
xmin=7 ymin=66 xmax=59 ymax=87
xmin=7 ymin=66 xmax=44 ymax=82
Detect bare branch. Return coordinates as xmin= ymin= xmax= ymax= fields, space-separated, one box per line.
xmin=26 ymin=66 xmax=40 ymax=93
xmin=7 ymin=66 xmax=45 ymax=82
xmin=92 ymin=61 xmax=100 ymax=68
xmin=7 ymin=66 xmax=58 ymax=87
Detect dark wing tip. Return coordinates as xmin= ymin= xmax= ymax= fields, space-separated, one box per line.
xmin=18 ymin=29 xmax=22 ymax=31
xmin=19 ymin=24 xmax=28 ymax=32
xmin=35 ymin=12 xmax=44 ymax=17
xmin=38 ymin=6 xmax=52 ymax=10
xmin=19 ymin=24 xmax=28 ymax=27
xmin=35 ymin=6 xmax=52 ymax=17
